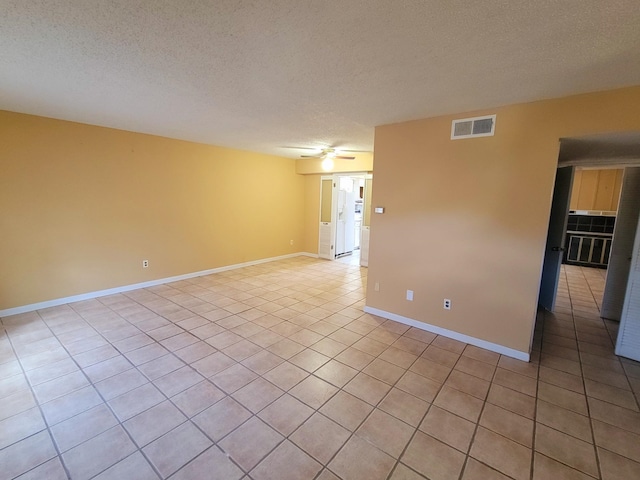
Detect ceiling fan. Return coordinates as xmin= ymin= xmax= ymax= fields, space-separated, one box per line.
xmin=282 ymin=146 xmax=369 ymax=160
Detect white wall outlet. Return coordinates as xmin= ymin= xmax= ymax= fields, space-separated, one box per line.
xmin=444 ymin=298 xmax=451 ymax=310
xmin=290 ymin=239 xmax=294 ymax=245
xmin=142 ymin=260 xmax=149 ymax=268
xmin=406 ymin=290 xmax=414 ymax=301
xmin=374 ymin=282 xmax=380 ymax=292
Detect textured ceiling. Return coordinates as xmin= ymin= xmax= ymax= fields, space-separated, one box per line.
xmin=1 ymin=1 xmax=640 ymax=158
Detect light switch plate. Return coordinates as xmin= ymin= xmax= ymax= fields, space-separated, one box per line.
xmin=374 ymin=207 xmax=385 ymax=214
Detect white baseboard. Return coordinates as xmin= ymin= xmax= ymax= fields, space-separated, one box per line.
xmin=364 ymin=306 xmax=530 ymax=362
xmin=0 ymin=252 xmax=320 ymax=318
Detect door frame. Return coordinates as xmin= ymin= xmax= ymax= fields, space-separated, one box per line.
xmin=317 ymin=172 xmax=369 ymax=261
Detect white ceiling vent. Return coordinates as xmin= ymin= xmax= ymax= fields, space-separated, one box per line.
xmin=451 ymin=114 xmax=496 ymax=140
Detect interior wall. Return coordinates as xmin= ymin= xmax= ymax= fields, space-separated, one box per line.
xmin=303 ymin=174 xmax=321 ymax=254
xmin=367 ymin=86 xmax=640 ymax=354
xmin=0 ymin=111 xmax=305 ymax=310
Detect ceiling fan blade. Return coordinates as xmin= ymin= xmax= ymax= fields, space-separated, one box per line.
xmin=282 ymin=146 xmax=322 ymax=151
xmin=335 ymin=149 xmax=370 ymax=153
xmin=336 ymin=156 xmax=356 ymax=160
xmin=300 ymin=154 xmax=322 ymax=158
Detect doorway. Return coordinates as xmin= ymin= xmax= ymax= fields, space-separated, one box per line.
xmin=538 ymin=132 xmax=640 ymax=361
xmin=318 ymin=173 xmax=372 ymax=266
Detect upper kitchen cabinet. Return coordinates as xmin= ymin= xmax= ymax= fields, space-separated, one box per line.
xmin=570 ymin=168 xmax=624 ymax=213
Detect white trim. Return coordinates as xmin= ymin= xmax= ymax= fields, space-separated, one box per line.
xmin=0 ymin=252 xmax=319 ymax=317
xmin=364 ymin=306 xmax=530 ymax=362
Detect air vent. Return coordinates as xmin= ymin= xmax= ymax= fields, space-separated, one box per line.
xmin=451 ymin=114 xmax=496 ymax=140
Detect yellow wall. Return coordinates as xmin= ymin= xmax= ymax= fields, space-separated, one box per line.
xmin=367 ymin=86 xmax=640 ymax=354
xmin=303 ymin=175 xmax=321 ymax=254
xmin=0 ymin=111 xmax=305 ymax=310
xmin=570 ymin=168 xmax=624 ymax=211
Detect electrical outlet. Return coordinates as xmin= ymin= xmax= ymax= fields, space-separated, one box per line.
xmin=290 ymin=239 xmax=294 ymax=245
xmin=142 ymin=260 xmax=149 ymax=268
xmin=374 ymin=282 xmax=380 ymax=292
xmin=444 ymin=298 xmax=451 ymax=310
xmin=406 ymin=290 xmax=414 ymax=301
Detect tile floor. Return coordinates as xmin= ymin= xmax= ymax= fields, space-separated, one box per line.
xmin=1 ymin=259 xmax=639 ymax=479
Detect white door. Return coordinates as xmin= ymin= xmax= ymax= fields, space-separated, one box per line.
xmin=318 ymin=177 xmax=337 ymax=260
xmin=360 ymin=174 xmax=373 ymax=267
xmin=616 ymin=206 xmax=640 ymax=361
xmin=539 ymin=167 xmax=574 ymax=311
xmin=602 ymin=167 xmax=640 ymax=320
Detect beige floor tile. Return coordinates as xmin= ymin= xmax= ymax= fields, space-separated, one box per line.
xmin=395 ymin=371 xmax=440 ymax=403
xmin=409 ymin=357 xmax=451 ymax=384
xmin=251 ymin=440 xmax=322 ymax=480
xmin=445 ymin=370 xmax=490 ymax=400
xmin=486 ymin=383 xmax=536 ymax=419
xmin=92 ymin=452 xmax=159 ymax=480
xmin=258 ymin=393 xmax=314 ymax=435
xmin=211 ymin=363 xmax=258 ymax=393
xmin=290 ymin=348 xmax=331 ymax=373
xmin=218 ymin=417 xmax=283 ymax=471
xmin=344 ymin=372 xmax=391 ymax=406
xmin=392 ymin=336 xmax=428 ymax=356
xmin=402 ymin=431 xmax=466 ymax=480
xmin=232 ymin=377 xmax=283 ymax=413
xmin=143 ymin=422 xmax=212 ymax=478
xmin=535 ymin=423 xmax=599 ymax=477
xmin=263 ymin=361 xmax=309 ymax=390
xmin=536 ymin=399 xmax=592 ymax=442
xmin=171 ymin=380 xmax=225 ymax=417
xmin=356 ymin=409 xmax=414 ymax=458
xmin=462 ymin=458 xmax=511 ymax=479
xmin=434 ymin=386 xmax=483 ymax=422
xmin=335 ymin=347 xmax=375 ymax=370
xmin=315 ymin=359 xmax=358 ymax=388
xmin=13 ymin=457 xmax=68 ymax=480
xmin=290 ymin=375 xmax=338 ymax=409
xmin=538 ymin=365 xmax=584 ymax=393
xmin=240 ymin=349 xmax=284 ymax=375
xmin=420 ymin=405 xmax=475 ymax=453
xmin=598 ymin=447 xmax=640 ymax=480
xmin=421 ymin=345 xmax=460 ymax=368
xmin=329 ymin=435 xmax=395 ymax=480
xmin=533 ymin=452 xmax=594 ymax=480
xmin=290 ymin=412 xmax=351 ymax=463
xmin=171 ymin=446 xmax=243 ymax=480
xmin=363 ymin=358 xmax=405 ymax=385
xmin=191 ymin=352 xmax=236 ymax=377
xmin=123 ymin=400 xmax=187 ymax=447
xmin=0 ymin=430 xmax=58 ymax=479
xmin=592 ymin=419 xmax=640 ymax=463
xmin=537 ymin=381 xmax=588 ymax=415
xmin=431 ymin=335 xmax=467 ymax=354
xmin=588 ymin=397 xmax=640 ymax=435
xmin=378 ymin=346 xmax=417 ymax=369
xmin=585 ymin=378 xmax=639 ymax=411
xmin=480 ymin=403 xmax=534 ymax=448
xmin=379 ymin=387 xmax=430 ymax=427
xmin=470 ymin=427 xmax=531 ymax=480
xmin=108 ymin=383 xmax=164 ymax=422
xmin=63 ymin=426 xmax=137 ymax=480
xmin=389 ymin=463 xmax=428 ymax=479
xmin=320 ymin=390 xmax=373 ymax=431
xmin=192 ymin=396 xmax=251 ymax=441
xmin=493 ymin=368 xmax=537 ymax=397
xmin=267 ymin=338 xmax=306 ymax=359
xmin=463 ymin=345 xmax=500 ymax=365
xmin=454 ymin=355 xmax=496 ymax=381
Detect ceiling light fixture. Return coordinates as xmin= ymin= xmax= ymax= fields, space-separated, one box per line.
xmin=321 ymin=158 xmax=334 ymax=171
